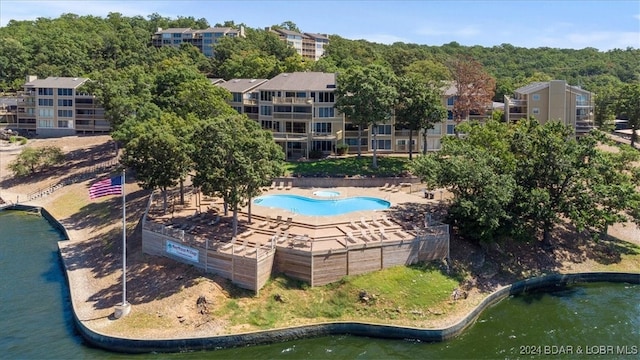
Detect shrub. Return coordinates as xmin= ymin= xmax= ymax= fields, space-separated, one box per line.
xmin=8 ymin=145 xmax=65 ymax=176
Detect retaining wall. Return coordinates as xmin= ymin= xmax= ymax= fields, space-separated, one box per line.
xmin=74 ymin=272 xmax=639 ymax=354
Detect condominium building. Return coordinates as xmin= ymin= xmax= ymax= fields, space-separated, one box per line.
xmin=268 ymin=28 xmax=329 ymax=61
xmin=13 ymin=76 xmax=108 ymax=137
xmin=218 ymin=73 xmax=499 ymax=159
xmin=504 ymin=80 xmax=594 ymax=136
xmin=252 ymin=72 xmax=342 ymax=159
xmin=151 ymin=26 xmax=245 ymax=57
xmin=216 ymin=78 xmax=268 ymax=121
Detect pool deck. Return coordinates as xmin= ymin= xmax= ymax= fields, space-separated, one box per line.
xmin=145 ymin=184 xmax=450 ymax=255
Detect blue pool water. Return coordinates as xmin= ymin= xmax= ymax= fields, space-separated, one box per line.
xmin=254 ymin=194 xmax=390 ymax=216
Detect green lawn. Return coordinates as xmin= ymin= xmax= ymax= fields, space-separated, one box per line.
xmin=216 ymin=262 xmax=460 ymax=330
xmin=285 ymin=156 xmax=412 ymax=177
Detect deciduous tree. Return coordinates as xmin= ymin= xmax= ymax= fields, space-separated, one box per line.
xmin=335 ymin=64 xmax=397 ymax=168
xmin=191 ymin=114 xmax=284 ymax=235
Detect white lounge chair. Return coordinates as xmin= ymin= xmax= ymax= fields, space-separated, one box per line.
xmin=379 ymin=228 xmax=388 ymax=240
xmin=280 ymin=217 xmax=292 ymax=230
xmin=269 ymin=215 xmax=282 ymax=229
xmin=277 ymin=181 xmax=285 ymax=190
xmin=360 ymin=229 xmax=373 ymax=241
xmin=381 ymin=214 xmax=394 ymax=227
xmin=349 ymin=219 xmax=359 ymax=230
xmin=270 ymin=181 xmax=277 ymax=189
xmin=285 ymin=181 xmax=293 ymax=190
xmin=360 ymin=217 xmax=370 ymax=229
xmin=258 ymin=215 xmax=271 ymax=228
xmin=379 ymin=183 xmax=389 ymax=191
xmin=345 ymin=232 xmax=358 ymax=244
xmin=371 ymin=216 xmax=383 ymax=228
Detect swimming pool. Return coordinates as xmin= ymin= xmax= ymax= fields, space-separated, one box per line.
xmin=253 ymin=194 xmax=390 ymax=216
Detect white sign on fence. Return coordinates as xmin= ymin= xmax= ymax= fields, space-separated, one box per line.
xmin=166 ymin=240 xmax=199 ymax=262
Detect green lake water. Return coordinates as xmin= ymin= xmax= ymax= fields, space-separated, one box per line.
xmin=0 ymin=209 xmax=637 ymax=359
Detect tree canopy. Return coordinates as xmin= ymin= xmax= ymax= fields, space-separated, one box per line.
xmin=191 ymin=114 xmax=285 ymax=235
xmin=411 ymin=119 xmax=640 ymax=245
xmin=334 ymin=64 xmax=398 ymax=168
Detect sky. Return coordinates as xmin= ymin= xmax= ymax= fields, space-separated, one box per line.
xmin=1 ymin=0 xmax=639 ymax=51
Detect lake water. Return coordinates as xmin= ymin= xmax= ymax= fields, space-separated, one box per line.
xmin=1 ymin=209 xmax=637 ymax=359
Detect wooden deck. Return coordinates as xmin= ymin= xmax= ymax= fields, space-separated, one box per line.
xmin=141 ymin=184 xmax=450 ymax=291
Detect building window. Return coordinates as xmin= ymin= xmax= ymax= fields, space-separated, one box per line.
xmin=312 ymin=140 xmax=333 ymax=152
xmin=58 ymin=120 xmax=71 ymax=128
xmin=318 ymin=107 xmax=334 ymax=118
xmin=375 ymin=124 xmax=392 ymax=135
xmin=260 ymin=105 xmax=272 ymax=116
xmin=57 ymin=88 xmax=73 ymax=96
xmin=38 ymin=108 xmax=54 ymax=117
xmin=396 ymin=139 xmax=416 ymax=151
xmin=38 ymin=98 xmax=54 ymax=106
xmin=427 ymin=124 xmax=442 ymax=134
xmin=532 ymin=108 xmax=540 ymax=115
xmin=446 ymin=124 xmax=456 ymax=134
xmin=313 ymin=122 xmax=332 ymax=134
xmin=232 ymin=93 xmax=242 ymax=102
xmin=232 ymin=106 xmax=242 ymax=113
xmin=371 ymin=139 xmax=392 ymax=150
xmin=447 ymin=96 xmax=457 ymax=106
xmin=38 ymin=119 xmax=54 ymax=128
xmin=532 ymin=94 xmax=540 ymax=101
xmin=346 ymin=138 xmax=367 ymax=146
xmin=58 ymin=110 xmax=73 ymax=117
xmin=260 ymin=91 xmax=273 ymax=101
xmin=58 ymin=99 xmax=73 ymax=106
xmin=447 ymin=110 xmax=453 ymax=120
xmin=38 ymin=88 xmax=53 ymax=96
xmin=274 ymin=105 xmax=291 ymax=113
xmin=285 ymin=121 xmax=306 ymax=134
xmin=317 ymin=92 xmax=334 ymax=103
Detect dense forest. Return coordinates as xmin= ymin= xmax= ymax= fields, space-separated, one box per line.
xmin=1 ymin=12 xmax=638 ymax=105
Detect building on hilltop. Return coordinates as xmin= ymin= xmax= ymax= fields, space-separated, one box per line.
xmin=504 ymin=80 xmax=595 ymax=136
xmin=268 ymin=28 xmax=329 ymax=61
xmin=12 ymin=76 xmax=108 ymax=137
xmin=151 ymin=26 xmax=246 ymax=57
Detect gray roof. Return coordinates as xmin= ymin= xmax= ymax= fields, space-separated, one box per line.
xmin=514 ymin=82 xmax=548 ymax=94
xmin=154 ymin=27 xmax=192 ymax=34
xmin=217 ymin=79 xmax=268 ymax=93
xmin=304 ymin=33 xmax=329 ymax=40
xmin=25 ymin=77 xmax=89 ymax=89
xmin=257 ymin=72 xmax=337 ymax=91
xmin=272 ymin=28 xmax=303 ymax=36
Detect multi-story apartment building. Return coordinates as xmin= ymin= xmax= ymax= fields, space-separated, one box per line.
xmin=13 ymin=76 xmax=108 ymax=137
xmin=151 ymin=26 xmax=245 ymax=57
xmin=268 ymin=28 xmax=329 ymax=61
xmin=504 ymin=80 xmax=594 ymax=136
xmin=218 ymin=73 xmax=500 ymax=159
xmin=216 ymin=78 xmax=268 ymax=122
xmin=252 ymin=72 xmax=342 ymax=159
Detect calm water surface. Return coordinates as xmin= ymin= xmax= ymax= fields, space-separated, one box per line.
xmin=1 ymin=210 xmax=637 ymax=359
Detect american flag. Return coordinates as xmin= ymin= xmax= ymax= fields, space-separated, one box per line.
xmin=89 ymin=175 xmax=123 ymax=199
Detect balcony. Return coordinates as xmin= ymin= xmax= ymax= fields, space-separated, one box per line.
xmin=272 ymin=97 xmax=312 ymax=105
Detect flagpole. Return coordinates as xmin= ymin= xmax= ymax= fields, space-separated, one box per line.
xmin=115 ymin=168 xmax=131 ymax=318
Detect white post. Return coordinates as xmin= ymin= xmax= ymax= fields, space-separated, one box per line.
xmin=114 ymin=169 xmax=131 ymax=318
